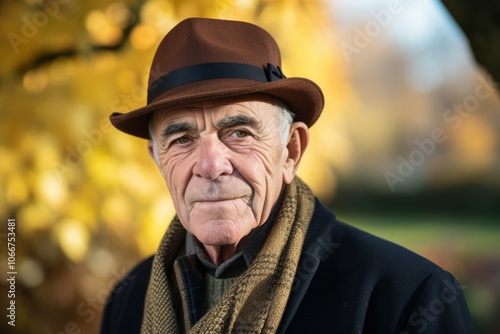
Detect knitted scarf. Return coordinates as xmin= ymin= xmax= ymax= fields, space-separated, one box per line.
xmin=141 ymin=177 xmax=315 ymax=334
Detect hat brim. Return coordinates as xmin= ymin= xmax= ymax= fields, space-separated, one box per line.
xmin=110 ymin=77 xmax=324 ymax=139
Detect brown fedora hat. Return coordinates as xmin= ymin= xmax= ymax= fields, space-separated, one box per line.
xmin=110 ymin=17 xmax=324 ymax=139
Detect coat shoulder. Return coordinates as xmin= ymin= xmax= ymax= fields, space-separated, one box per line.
xmin=306 ymin=198 xmax=442 ymax=280
xmin=100 ymin=256 xmax=153 ymax=334
xmin=286 ymin=198 xmax=474 ymax=333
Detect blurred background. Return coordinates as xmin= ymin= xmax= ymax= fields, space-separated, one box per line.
xmin=1 ymin=0 xmax=499 ymax=333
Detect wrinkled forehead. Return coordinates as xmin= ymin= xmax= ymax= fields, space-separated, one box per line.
xmin=149 ymin=93 xmax=285 ymax=127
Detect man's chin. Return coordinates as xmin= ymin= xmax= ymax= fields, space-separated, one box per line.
xmin=195 ymin=233 xmax=239 ymax=248
xmin=192 ymin=224 xmax=242 ymax=247
xmin=184 ymin=215 xmax=256 ymax=247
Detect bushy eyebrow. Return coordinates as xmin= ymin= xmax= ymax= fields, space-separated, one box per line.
xmin=160 ymin=122 xmax=196 ymax=141
xmin=158 ymin=114 xmax=260 ymax=144
xmin=216 ymin=114 xmax=260 ymax=129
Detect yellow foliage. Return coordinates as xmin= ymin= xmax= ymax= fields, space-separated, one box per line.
xmin=54 ymin=219 xmax=90 ymax=263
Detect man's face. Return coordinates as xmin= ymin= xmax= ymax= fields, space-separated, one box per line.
xmin=149 ymin=96 xmax=293 ymax=247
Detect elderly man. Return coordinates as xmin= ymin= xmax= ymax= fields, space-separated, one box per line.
xmin=101 ymin=18 xmax=474 ymax=333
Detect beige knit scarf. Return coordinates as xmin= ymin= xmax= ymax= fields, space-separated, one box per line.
xmin=141 ymin=177 xmax=315 ymax=334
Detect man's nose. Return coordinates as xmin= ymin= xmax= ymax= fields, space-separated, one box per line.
xmin=193 ymin=136 xmax=233 ymax=180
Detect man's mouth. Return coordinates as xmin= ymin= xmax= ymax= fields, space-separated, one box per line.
xmin=195 ymin=197 xmax=240 ymax=203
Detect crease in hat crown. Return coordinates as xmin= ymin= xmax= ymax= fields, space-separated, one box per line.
xmin=110 ymin=17 xmax=324 ymax=139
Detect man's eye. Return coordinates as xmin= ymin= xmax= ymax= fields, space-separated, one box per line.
xmin=232 ymin=130 xmax=248 ymax=138
xmin=175 ymin=136 xmax=190 ymax=144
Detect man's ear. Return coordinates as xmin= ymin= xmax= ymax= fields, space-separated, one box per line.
xmin=147 ymin=140 xmax=166 ymax=177
xmin=147 ymin=140 xmax=157 ymax=162
xmin=283 ymin=122 xmax=309 ymax=184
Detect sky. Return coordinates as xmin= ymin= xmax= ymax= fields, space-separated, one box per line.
xmin=329 ymin=0 xmax=477 ymax=93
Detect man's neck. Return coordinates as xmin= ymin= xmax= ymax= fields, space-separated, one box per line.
xmin=203 ymin=244 xmax=239 ymax=266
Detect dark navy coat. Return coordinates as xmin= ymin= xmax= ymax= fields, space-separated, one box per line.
xmin=101 ymin=198 xmax=475 ymax=333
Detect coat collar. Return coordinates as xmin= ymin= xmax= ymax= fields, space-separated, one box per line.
xmin=278 ymin=198 xmax=340 ymax=333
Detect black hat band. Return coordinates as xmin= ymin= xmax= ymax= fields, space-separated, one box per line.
xmin=147 ymin=62 xmax=286 ymax=104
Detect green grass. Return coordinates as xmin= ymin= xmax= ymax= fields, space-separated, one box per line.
xmin=337 ymin=213 xmax=500 ymax=256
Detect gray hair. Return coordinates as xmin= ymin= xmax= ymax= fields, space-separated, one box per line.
xmin=148 ymin=101 xmax=294 ymax=164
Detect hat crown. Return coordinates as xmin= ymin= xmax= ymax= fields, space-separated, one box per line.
xmin=148 ymin=18 xmax=282 ymax=87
